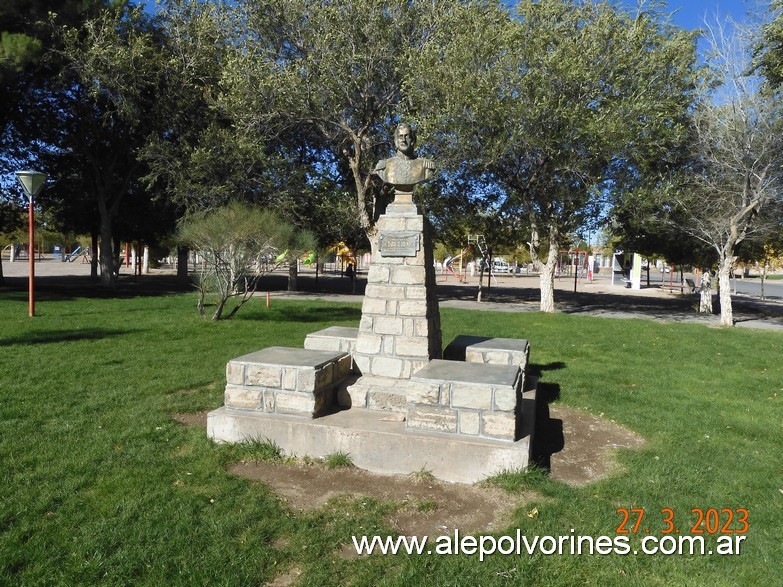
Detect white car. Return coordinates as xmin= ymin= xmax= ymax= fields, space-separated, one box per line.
xmin=492 ymin=259 xmax=512 ymax=274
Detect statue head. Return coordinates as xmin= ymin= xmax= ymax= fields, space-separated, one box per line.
xmin=393 ymin=123 xmax=417 ymax=158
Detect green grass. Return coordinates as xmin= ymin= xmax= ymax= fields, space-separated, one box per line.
xmin=323 ymin=452 xmax=354 ymax=470
xmin=0 ymin=292 xmax=781 ymax=585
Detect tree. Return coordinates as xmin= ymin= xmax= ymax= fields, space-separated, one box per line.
xmin=755 ymin=0 xmax=783 ymax=88
xmin=409 ymin=0 xmax=698 ymax=312
xmin=674 ymin=19 xmax=783 ymax=326
xmin=217 ymin=0 xmax=497 ymax=252
xmin=30 ymin=4 xmax=171 ymax=286
xmin=178 ymin=202 xmax=313 ymax=320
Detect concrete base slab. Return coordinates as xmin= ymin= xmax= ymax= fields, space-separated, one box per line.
xmin=207 ymin=405 xmax=532 ymax=484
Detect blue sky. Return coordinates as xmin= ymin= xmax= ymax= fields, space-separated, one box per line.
xmin=631 ymin=0 xmax=768 ymax=30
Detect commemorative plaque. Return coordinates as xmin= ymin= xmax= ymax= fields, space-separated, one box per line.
xmin=378 ymin=232 xmax=420 ymax=257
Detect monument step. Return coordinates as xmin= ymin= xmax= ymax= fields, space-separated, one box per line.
xmin=207 ymin=406 xmax=532 ymax=484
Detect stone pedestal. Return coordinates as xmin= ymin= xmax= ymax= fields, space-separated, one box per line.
xmin=352 ymin=195 xmax=441 ymax=386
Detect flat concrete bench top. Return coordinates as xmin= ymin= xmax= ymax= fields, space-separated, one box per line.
xmin=231 ymin=347 xmax=348 ymax=368
xmin=445 ymin=335 xmax=529 ymax=353
xmin=305 ymin=326 xmax=359 ymax=339
xmin=412 ymin=359 xmax=519 ymax=386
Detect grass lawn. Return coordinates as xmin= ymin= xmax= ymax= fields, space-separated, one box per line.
xmin=0 ymin=291 xmax=781 ymax=586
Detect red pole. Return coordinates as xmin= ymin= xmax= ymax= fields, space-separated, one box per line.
xmin=28 ymin=198 xmax=35 ymax=317
xmin=266 ymin=291 xmax=271 ymax=308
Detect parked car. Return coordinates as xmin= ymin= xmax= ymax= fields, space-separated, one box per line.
xmin=492 ymin=258 xmax=512 ymax=274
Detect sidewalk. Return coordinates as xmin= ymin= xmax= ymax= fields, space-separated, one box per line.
xmin=3 ymin=259 xmax=782 ymax=331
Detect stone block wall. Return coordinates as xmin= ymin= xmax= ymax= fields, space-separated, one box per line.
xmin=353 ymin=205 xmax=441 ymax=380
xmin=405 ymin=360 xmax=522 ymax=441
xmin=224 ymin=348 xmax=352 ymax=418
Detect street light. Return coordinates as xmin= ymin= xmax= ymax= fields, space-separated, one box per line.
xmin=15 ymin=170 xmax=47 ymax=317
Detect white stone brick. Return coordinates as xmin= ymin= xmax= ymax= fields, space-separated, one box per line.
xmin=451 ymin=384 xmax=493 ymax=410
xmin=494 ymin=387 xmax=518 ymax=412
xmin=353 ymin=354 xmax=370 ymax=375
xmin=344 ymin=383 xmax=368 ymax=408
xmin=393 ymin=266 xmax=426 ymax=284
xmin=414 ymin=318 xmax=431 ymax=336
xmin=482 ymin=412 xmax=517 ymax=441
xmin=368 ymin=265 xmax=391 ymax=283
xmin=406 ymin=380 xmax=441 ymax=405
xmin=395 ymin=336 xmax=430 ymax=358
xmin=359 ymin=315 xmax=374 ymax=331
xmin=303 ymin=338 xmax=340 ymax=351
xmin=371 ymin=356 xmax=403 ymax=378
xmin=365 ymin=284 xmax=406 ymax=299
xmin=407 ymin=406 xmax=457 ymax=433
xmin=374 ymin=316 xmax=404 ymax=335
xmin=405 ymin=286 xmax=427 ymax=299
xmin=226 ymin=362 xmax=245 ymax=385
xmin=382 ymin=336 xmax=395 ymax=354
xmin=368 ymin=391 xmax=407 ymax=412
xmin=297 ymin=363 xmax=333 ymax=392
xmin=398 ymin=300 xmax=427 ymax=316
xmin=459 ymin=411 xmax=481 ymax=435
xmin=380 ymin=217 xmax=408 ymax=231
xmin=356 ymin=333 xmax=382 ymax=354
xmin=361 ymin=298 xmax=388 ymax=315
xmin=246 ymin=366 xmax=281 ymax=388
xmin=404 ymin=217 xmax=424 ymax=231
xmin=224 ymin=385 xmax=263 ymax=410
xmin=275 ymin=392 xmax=315 ymax=416
xmin=486 ymin=351 xmax=512 ymax=365
xmin=282 ymin=368 xmax=297 ymax=390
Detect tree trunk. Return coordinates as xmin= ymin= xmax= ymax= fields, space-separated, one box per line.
xmin=537 ymin=238 xmax=560 ymax=313
xmin=90 ymin=232 xmax=99 ymax=279
xmin=177 ymin=245 xmax=189 ymax=284
xmin=717 ymin=255 xmax=734 ymax=326
xmin=98 ymin=222 xmax=116 ymax=287
xmin=288 ymin=261 xmax=298 ymax=291
xmin=698 ymin=270 xmax=713 ymax=314
xmin=539 ymin=259 xmax=557 ymax=313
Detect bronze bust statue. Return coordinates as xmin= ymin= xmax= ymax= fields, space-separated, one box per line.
xmin=373 ymin=123 xmax=435 ymax=193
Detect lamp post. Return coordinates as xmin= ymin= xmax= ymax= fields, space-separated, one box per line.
xmin=15 ymin=170 xmax=47 ymax=317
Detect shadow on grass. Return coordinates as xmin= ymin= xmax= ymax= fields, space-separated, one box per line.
xmin=0 ymin=328 xmax=136 ymax=347
xmin=530 ymin=378 xmax=565 ymax=473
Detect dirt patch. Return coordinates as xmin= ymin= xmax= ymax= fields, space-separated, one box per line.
xmin=543 ymin=405 xmax=646 ymax=486
xmin=264 ymin=566 xmax=302 ymax=587
xmin=174 ymin=404 xmax=644 ymax=537
xmin=171 ymin=411 xmax=209 ymax=428
xmin=230 ymin=460 xmax=537 ymax=542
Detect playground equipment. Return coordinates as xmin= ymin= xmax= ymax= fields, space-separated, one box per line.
xmin=444 ymin=245 xmax=471 ymax=282
xmin=63 ymin=246 xmax=82 ymax=262
xmin=327 ymin=241 xmax=355 ymax=270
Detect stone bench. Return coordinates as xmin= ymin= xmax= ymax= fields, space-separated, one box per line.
xmin=224 ymin=347 xmax=352 ymax=418
xmin=443 ymin=335 xmax=529 ymax=368
xmin=304 ymin=326 xmax=359 ymax=354
xmin=406 ymin=359 xmax=522 ymax=441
